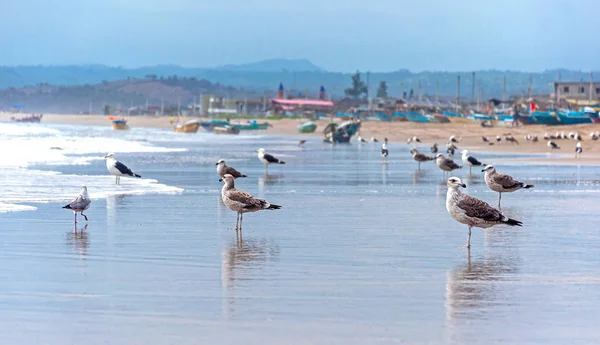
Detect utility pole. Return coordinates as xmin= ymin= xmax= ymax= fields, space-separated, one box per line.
xmin=366 ymin=71 xmax=371 ymax=111
xmin=527 ymin=75 xmax=532 ymax=99
xmin=435 ymin=80 xmax=439 ymax=103
xmin=400 ymin=80 xmax=404 ymax=100
xmin=418 ymin=79 xmax=422 ymax=102
xmin=471 ymin=71 xmax=476 ymax=101
xmin=590 ymin=71 xmax=593 ymax=101
xmin=502 ymin=73 xmax=507 ymax=103
xmin=456 ymin=75 xmax=460 ymax=112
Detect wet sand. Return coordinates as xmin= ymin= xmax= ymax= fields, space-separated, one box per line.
xmin=3 ymin=113 xmax=600 ymax=165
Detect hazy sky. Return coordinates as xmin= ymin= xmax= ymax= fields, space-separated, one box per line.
xmin=1 ymin=0 xmax=598 ymax=72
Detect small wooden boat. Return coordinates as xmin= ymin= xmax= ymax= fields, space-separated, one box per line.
xmin=298 ymin=121 xmax=317 ymax=133
xmin=556 ymin=110 xmax=592 ymax=125
xmin=213 ymin=125 xmax=240 ymax=135
xmin=174 ymin=119 xmax=201 ymax=133
xmin=11 ymin=114 xmax=42 ymax=123
xmin=405 ymin=111 xmax=432 ymax=123
xmin=323 ymin=120 xmax=361 ymax=143
xmin=235 ymin=121 xmax=271 ymax=130
xmin=111 ymin=119 xmax=129 ymax=130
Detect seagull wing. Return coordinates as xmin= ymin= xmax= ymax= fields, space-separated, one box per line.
xmin=115 ymin=161 xmax=135 ymax=176
xmin=444 ymin=158 xmax=461 ymax=169
xmin=457 ymin=194 xmax=503 ymax=222
xmin=227 ymin=190 xmax=267 ymax=209
xmin=493 ymin=173 xmax=522 ymax=189
xmin=263 ymin=153 xmax=282 ymax=164
xmin=467 ymin=156 xmax=483 ymax=166
xmin=69 ymin=195 xmax=91 ymax=210
xmin=224 ymin=166 xmax=246 ymax=178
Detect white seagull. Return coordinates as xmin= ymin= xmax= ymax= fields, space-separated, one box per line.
xmin=62 ymin=186 xmax=91 ymax=224
xmin=460 ymin=150 xmax=485 ymax=174
xmin=446 ymin=177 xmax=522 ymax=248
xmin=256 ymin=148 xmax=285 ymax=173
xmin=104 ymin=153 xmax=141 ymax=184
xmin=381 ymin=138 xmax=389 ymax=159
xmin=220 ymin=174 xmax=281 ymax=231
xmin=575 ymin=142 xmax=583 ymax=158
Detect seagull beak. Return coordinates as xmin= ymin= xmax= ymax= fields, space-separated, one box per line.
xmin=103 ymin=155 xmax=108 ymax=159
xmin=215 ymin=162 xmax=219 ymax=165
xmin=461 ymin=183 xmax=467 ymax=188
xmin=218 ymin=178 xmax=223 ymax=182
xmin=481 ymin=169 xmax=486 ymax=172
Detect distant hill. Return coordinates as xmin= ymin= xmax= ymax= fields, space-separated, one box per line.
xmin=216 ymin=58 xmax=325 ymax=72
xmin=0 ymin=60 xmax=598 ymax=102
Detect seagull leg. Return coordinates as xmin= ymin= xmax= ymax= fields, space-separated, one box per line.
xmin=498 ymin=192 xmax=502 ymax=209
xmin=235 ymin=213 xmax=239 ymax=231
xmin=469 ymin=166 xmax=472 ymax=175
xmin=239 ymin=213 xmax=243 ymax=231
xmin=74 ymin=212 xmax=77 ymax=225
xmin=418 ymin=162 xmax=421 ymax=171
xmin=81 ymin=212 xmax=88 ymax=221
xmin=466 ymin=226 xmax=472 ymax=248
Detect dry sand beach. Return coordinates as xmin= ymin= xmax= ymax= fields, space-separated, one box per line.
xmin=3 ymin=113 xmax=600 ymax=165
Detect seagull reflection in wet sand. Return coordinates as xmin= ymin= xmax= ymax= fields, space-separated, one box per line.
xmin=66 ymin=224 xmax=90 ymax=256
xmin=221 ymin=237 xmax=279 ymax=318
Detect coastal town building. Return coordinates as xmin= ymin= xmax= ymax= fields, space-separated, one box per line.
xmin=553 ymin=81 xmax=600 ymax=104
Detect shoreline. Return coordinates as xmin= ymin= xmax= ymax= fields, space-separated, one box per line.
xmin=3 ymin=113 xmax=600 ymax=166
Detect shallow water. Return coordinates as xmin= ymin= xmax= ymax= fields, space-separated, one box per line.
xmin=1 ymin=123 xmax=600 ymax=344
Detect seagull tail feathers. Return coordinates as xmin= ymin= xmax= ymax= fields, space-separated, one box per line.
xmin=133 ymin=173 xmax=142 ymax=178
xmin=267 ymin=204 xmax=282 ymax=210
xmin=523 ymin=184 xmax=534 ymax=189
xmin=240 ymin=174 xmax=248 ymax=178
xmin=62 ymin=204 xmax=72 ymax=209
xmin=278 ymin=161 xmax=286 ymax=164
xmin=503 ymin=218 xmax=522 ymax=227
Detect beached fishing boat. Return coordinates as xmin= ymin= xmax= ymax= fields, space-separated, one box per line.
xmin=584 ymin=107 xmax=600 ymax=123
xmin=323 ymin=120 xmax=361 ymax=143
xmin=527 ymin=111 xmax=561 ymax=125
xmin=174 ymin=119 xmax=201 ymax=133
xmin=298 ymin=121 xmax=317 ymax=133
xmin=556 ymin=110 xmax=591 ymax=125
xmin=235 ymin=121 xmax=271 ymax=130
xmin=110 ymin=118 xmax=129 ymax=130
xmin=430 ymin=114 xmax=451 ymax=123
xmin=393 ymin=112 xmax=408 ymax=121
xmin=405 ymin=111 xmax=432 ymax=123
xmin=213 ymin=125 xmax=240 ymax=135
xmin=12 ymin=114 xmax=42 ymax=123
xmin=443 ymin=111 xmax=471 ymax=124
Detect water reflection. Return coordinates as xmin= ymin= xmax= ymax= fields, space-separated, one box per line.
xmin=221 ymin=237 xmax=279 ymax=318
xmin=445 ymin=232 xmax=521 ymax=343
xmin=411 ymin=169 xmax=425 ymax=185
xmin=65 ymin=224 xmax=90 ymax=257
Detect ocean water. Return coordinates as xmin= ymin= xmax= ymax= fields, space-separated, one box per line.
xmin=1 ymin=122 xmax=600 ymax=344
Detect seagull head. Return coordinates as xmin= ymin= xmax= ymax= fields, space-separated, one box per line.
xmin=256 ymin=148 xmax=265 ymax=153
xmin=216 ymin=159 xmax=225 ymax=166
xmin=104 ymin=153 xmax=115 ymax=159
xmin=435 ymin=153 xmax=444 ymax=159
xmin=447 ymin=177 xmax=466 ymax=189
xmin=219 ymin=174 xmax=235 ymax=184
xmin=409 ymin=148 xmax=418 ymax=155
xmin=460 ymin=149 xmax=468 ymax=155
xmin=482 ymin=164 xmax=495 ymax=173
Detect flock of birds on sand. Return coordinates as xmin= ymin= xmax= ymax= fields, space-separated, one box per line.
xmin=479 ymin=130 xmax=598 ymax=157
xmin=63 ymin=149 xmax=286 ymax=233
xmin=61 ymin=131 xmax=555 ymax=248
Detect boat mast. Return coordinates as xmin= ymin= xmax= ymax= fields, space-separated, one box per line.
xmin=456 ymin=75 xmax=460 ymax=112
xmin=502 ymin=73 xmax=506 ymax=103
xmin=590 ymin=71 xmax=593 ymax=102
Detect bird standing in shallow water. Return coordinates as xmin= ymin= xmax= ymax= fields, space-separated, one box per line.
xmin=548 ymin=140 xmax=560 ymax=152
xmin=575 ymin=142 xmax=583 ymax=158
xmin=460 ymin=150 xmax=485 ymax=174
xmin=435 ymin=153 xmax=462 ymax=177
xmin=63 ymin=186 xmax=91 ymax=225
xmin=446 ymin=177 xmax=522 ymax=248
xmin=216 ymin=159 xmax=247 ymax=179
xmin=104 ymin=153 xmax=141 ymax=184
xmin=256 ymin=148 xmax=285 ymax=174
xmin=410 ymin=148 xmax=435 ymax=170
xmin=430 ymin=143 xmax=439 ymax=153
xmin=482 ymin=165 xmax=534 ymax=209
xmin=220 ymin=174 xmax=281 ymax=231
xmin=381 ymin=138 xmax=389 ymax=160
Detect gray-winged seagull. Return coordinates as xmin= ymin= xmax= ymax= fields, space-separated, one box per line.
xmin=410 ymin=148 xmax=435 ymax=170
xmin=216 ymin=159 xmax=247 ymax=179
xmin=104 ymin=153 xmax=141 ymax=184
xmin=482 ymin=165 xmax=534 ymax=208
xmin=446 ymin=177 xmax=522 ymax=248
xmin=220 ymin=174 xmax=281 ymax=231
xmin=435 ymin=153 xmax=461 ymax=177
xmin=62 ymin=186 xmax=91 ymax=224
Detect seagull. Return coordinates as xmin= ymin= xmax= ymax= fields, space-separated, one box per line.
xmin=460 ymin=150 xmax=485 ymax=174
xmin=381 ymin=138 xmax=389 ymax=159
xmin=297 ymin=140 xmax=307 ymax=147
xmin=496 ymin=135 xmax=502 ymax=144
xmin=430 ymin=143 xmax=439 ymax=153
xmin=548 ymin=140 xmax=560 ymax=152
xmin=104 ymin=153 xmax=141 ymax=184
xmin=216 ymin=159 xmax=247 ymax=179
xmin=449 ymin=135 xmax=459 ymax=143
xmin=446 ymin=142 xmax=458 ymax=156
xmin=220 ymin=174 xmax=281 ymax=231
xmin=590 ymin=132 xmax=599 ymax=141
xmin=371 ymin=137 xmax=379 ymax=143
xmin=575 ymin=133 xmax=582 ymax=141
xmin=357 ymin=132 xmax=367 ymax=144
xmin=435 ymin=153 xmax=462 ymax=177
xmin=446 ymin=177 xmax=522 ymax=248
xmin=62 ymin=186 xmax=91 ymax=225
xmin=482 ymin=165 xmax=534 ymax=208
xmin=410 ymin=148 xmax=435 ymax=170
xmin=256 ymin=148 xmax=285 ymax=173
xmin=532 ymin=135 xmax=539 ymax=143
xmin=575 ymin=142 xmax=583 ymax=158
xmin=407 ymin=136 xmax=421 ymax=145
xmin=481 ymin=136 xmax=490 ymax=143
xmin=505 ymin=135 xmax=519 ymax=145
